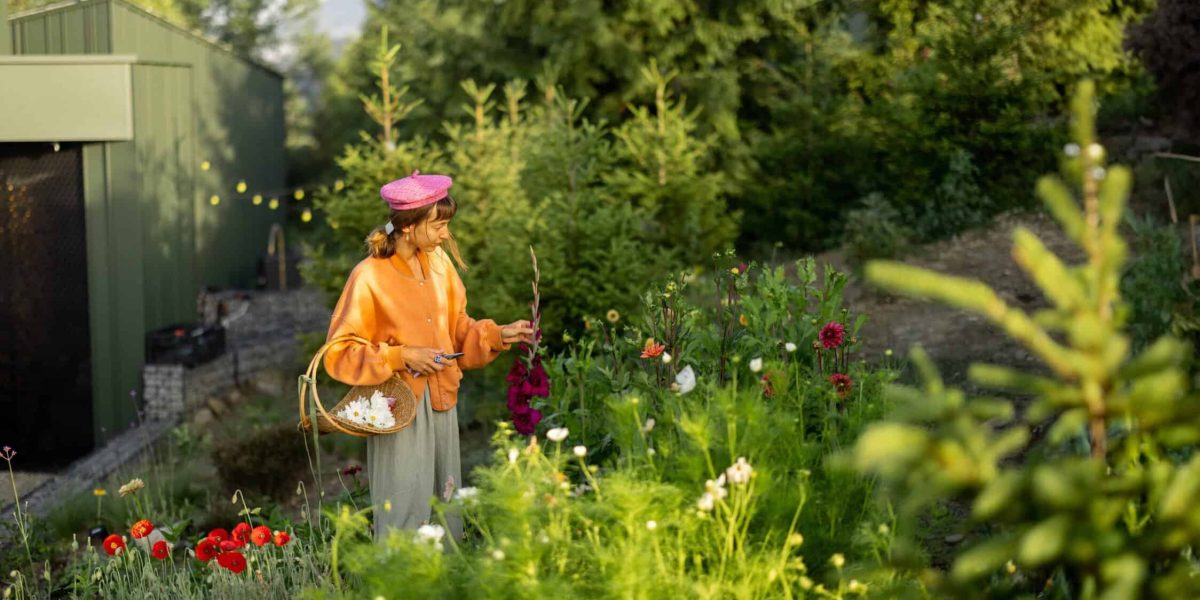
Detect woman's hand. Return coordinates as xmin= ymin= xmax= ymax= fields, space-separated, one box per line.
xmin=501 ymin=320 xmax=535 ymax=345
xmin=401 ymin=346 xmax=447 ymax=375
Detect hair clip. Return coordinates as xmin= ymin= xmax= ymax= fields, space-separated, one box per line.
xmin=384 ymin=222 xmax=395 ymax=235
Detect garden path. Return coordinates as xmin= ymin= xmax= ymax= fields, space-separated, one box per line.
xmin=814 ymin=208 xmax=1086 ymax=387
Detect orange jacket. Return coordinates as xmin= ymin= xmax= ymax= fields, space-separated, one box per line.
xmin=323 ymin=248 xmax=509 ymax=411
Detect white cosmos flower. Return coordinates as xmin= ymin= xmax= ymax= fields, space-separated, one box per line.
xmin=642 ymin=418 xmax=656 ymax=433
xmin=414 ymin=524 xmax=445 ymax=550
xmin=661 ymin=352 xmax=672 ymax=364
xmin=507 ymin=448 xmax=519 ymax=464
xmin=697 ymin=493 xmax=715 ymax=512
xmin=546 ymin=427 xmax=569 ymax=442
xmin=573 ymin=445 xmax=587 ymax=458
xmin=749 ymin=358 xmax=763 ymax=373
xmin=705 ymin=476 xmax=728 ymax=499
xmin=785 ymin=342 xmax=798 ymax=353
xmin=725 ymin=457 xmax=753 ymax=485
xmin=675 ymin=365 xmax=696 ymax=395
xmin=454 ymin=487 xmax=479 ymax=501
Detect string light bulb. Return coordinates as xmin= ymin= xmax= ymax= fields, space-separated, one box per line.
xmin=252 ymin=194 xmax=263 ymax=205
xmin=293 ymin=189 xmax=305 ymax=201
xmin=209 ymin=194 xmax=220 ymax=206
xmin=236 ymin=180 xmax=247 ymax=193
xmin=301 ymin=209 xmax=313 ymax=223
xmin=200 ymin=160 xmax=211 ymax=171
xmin=334 ymin=179 xmax=345 ymax=191
xmin=268 ymin=198 xmax=279 ymax=210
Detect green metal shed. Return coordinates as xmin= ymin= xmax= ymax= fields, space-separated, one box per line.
xmin=0 ymin=0 xmax=286 ymax=465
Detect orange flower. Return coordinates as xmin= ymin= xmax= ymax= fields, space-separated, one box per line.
xmin=103 ymin=534 xmax=125 ymax=556
xmin=272 ymin=530 xmax=291 ymax=547
xmin=738 ymin=314 xmax=749 ymax=327
xmin=641 ymin=339 xmax=665 ymax=359
xmin=130 ymin=519 xmax=154 ymax=540
xmin=250 ymin=525 xmax=271 ymax=547
xmin=151 ymin=540 xmax=170 ymax=560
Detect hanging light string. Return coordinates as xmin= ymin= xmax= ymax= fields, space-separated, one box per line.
xmin=199 ymin=159 xmax=345 ymax=223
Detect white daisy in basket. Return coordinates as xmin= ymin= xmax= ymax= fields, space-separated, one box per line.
xmin=338 ymin=398 xmax=371 ymax=425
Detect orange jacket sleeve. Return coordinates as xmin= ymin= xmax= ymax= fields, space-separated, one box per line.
xmin=449 ymin=267 xmax=509 ymax=370
xmin=322 ymin=266 xmax=407 ymax=385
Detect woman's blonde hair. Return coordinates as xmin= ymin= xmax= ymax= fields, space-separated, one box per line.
xmin=365 ymin=195 xmax=467 ymax=270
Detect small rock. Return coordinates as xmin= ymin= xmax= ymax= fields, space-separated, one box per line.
xmin=192 ymin=408 xmax=215 ymax=427
xmin=206 ymin=398 xmax=229 ymax=417
xmin=945 ymin=534 xmax=964 ymax=545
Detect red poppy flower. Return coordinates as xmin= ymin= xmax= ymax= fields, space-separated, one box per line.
xmin=151 ymin=540 xmax=170 ymax=560
xmin=130 ymin=519 xmax=154 ymax=540
xmin=829 ymin=373 xmax=854 ymax=398
xmin=272 ymin=530 xmax=291 ymax=547
xmin=195 ymin=538 xmax=220 ymax=561
xmin=819 ymin=322 xmax=846 ymax=349
xmin=231 ymin=522 xmax=252 ymax=544
xmin=219 ymin=539 xmax=243 ymax=552
xmin=103 ymin=534 xmax=126 ymax=556
xmin=217 ymin=551 xmax=247 ymax=574
xmin=761 ymin=374 xmax=775 ymax=398
xmin=641 ymin=339 xmax=665 ymax=359
xmin=206 ymin=528 xmax=229 ymax=543
xmin=250 ymin=525 xmax=272 ymax=547
xmin=512 ymin=407 xmax=543 ymax=435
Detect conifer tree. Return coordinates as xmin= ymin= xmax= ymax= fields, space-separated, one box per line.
xmin=853 ymin=81 xmax=1200 ymax=598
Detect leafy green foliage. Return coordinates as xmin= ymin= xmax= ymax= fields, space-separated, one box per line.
xmin=327 ymin=259 xmax=920 ymax=597
xmin=305 ymin=33 xmax=727 ymax=339
xmin=854 ymin=81 xmax=1200 ymax=598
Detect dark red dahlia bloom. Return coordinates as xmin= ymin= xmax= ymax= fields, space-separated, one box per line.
xmin=512 ymin=408 xmax=543 ymax=435
xmin=819 ymin=322 xmax=846 ymax=349
xmin=829 ymin=373 xmax=853 ymax=398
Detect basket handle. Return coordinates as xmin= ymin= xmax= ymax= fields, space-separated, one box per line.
xmin=298 ymin=334 xmax=375 ymax=436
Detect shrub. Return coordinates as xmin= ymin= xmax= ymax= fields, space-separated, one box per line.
xmin=211 ymin=424 xmax=311 ymax=502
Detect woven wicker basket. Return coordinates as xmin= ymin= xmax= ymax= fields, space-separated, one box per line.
xmin=298 ymin=334 xmax=418 ymax=437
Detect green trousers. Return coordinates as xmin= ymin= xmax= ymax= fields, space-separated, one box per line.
xmin=367 ymin=386 xmax=463 ymax=541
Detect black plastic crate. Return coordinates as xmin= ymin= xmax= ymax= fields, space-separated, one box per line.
xmin=145 ymin=323 xmax=225 ymax=367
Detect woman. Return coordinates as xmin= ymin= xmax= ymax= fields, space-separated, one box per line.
xmin=323 ymin=170 xmax=533 ymax=539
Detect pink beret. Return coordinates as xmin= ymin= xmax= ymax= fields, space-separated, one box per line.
xmin=380 ymin=170 xmax=453 ymax=211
